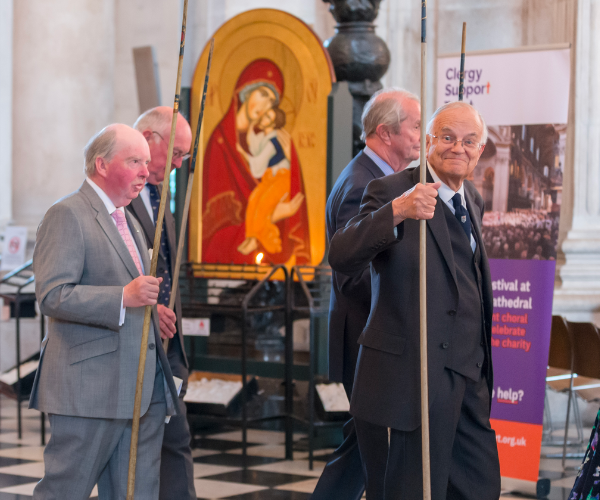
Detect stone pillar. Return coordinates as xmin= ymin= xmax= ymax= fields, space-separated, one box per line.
xmin=323 ymin=0 xmax=391 ymax=156
xmin=182 ymin=0 xmax=226 ymax=89
xmin=12 ymin=0 xmax=116 ymax=232
xmin=114 ymin=0 xmax=185 ymax=124
xmin=553 ymin=0 xmax=600 ymax=323
xmin=313 ymin=0 xmax=336 ymax=43
xmin=0 ymin=0 xmax=13 ymax=232
xmin=492 ymin=145 xmax=511 ymax=214
xmin=490 ymin=127 xmax=512 ymax=214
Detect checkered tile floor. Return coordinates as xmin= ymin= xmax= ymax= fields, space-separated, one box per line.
xmin=0 ymin=395 xmax=585 ymax=499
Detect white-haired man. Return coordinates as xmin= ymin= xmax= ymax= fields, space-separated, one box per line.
xmin=128 ymin=107 xmax=195 ymax=500
xmin=31 ymin=124 xmax=180 ymax=499
xmin=314 ymin=88 xmax=421 ymax=500
xmin=329 ymin=102 xmax=501 ymax=499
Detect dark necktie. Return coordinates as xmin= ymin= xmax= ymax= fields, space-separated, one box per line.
xmin=451 ymin=193 xmax=472 ymax=241
xmin=147 ymin=184 xmax=172 ymax=306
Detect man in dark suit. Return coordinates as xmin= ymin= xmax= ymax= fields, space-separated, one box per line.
xmin=129 ymin=107 xmax=196 ymax=500
xmin=312 ymin=88 xmax=421 ymax=500
xmin=329 ymin=101 xmax=501 ymax=499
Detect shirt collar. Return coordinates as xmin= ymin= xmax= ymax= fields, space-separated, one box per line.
xmin=363 ymin=146 xmax=395 ymax=177
xmin=426 ymin=162 xmax=466 ymax=207
xmin=86 ymin=177 xmax=123 ymax=216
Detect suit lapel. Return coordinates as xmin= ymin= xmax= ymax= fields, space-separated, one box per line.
xmin=129 ymin=195 xmax=155 ymax=250
xmin=464 ymin=184 xmax=483 ymax=249
xmin=80 ymin=182 xmax=141 ymax=280
xmin=411 ymin=167 xmax=458 ymax=288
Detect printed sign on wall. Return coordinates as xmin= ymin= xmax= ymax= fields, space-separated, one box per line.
xmin=1 ymin=226 xmax=28 ymax=271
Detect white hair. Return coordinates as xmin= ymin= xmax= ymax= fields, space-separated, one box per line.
xmin=426 ymin=101 xmax=488 ymax=145
xmin=361 ymin=88 xmax=420 ymax=141
xmin=133 ymin=108 xmax=170 ymax=135
xmin=83 ymin=127 xmax=117 ymax=177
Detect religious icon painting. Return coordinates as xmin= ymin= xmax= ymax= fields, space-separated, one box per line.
xmin=189 ymin=9 xmax=334 ymax=271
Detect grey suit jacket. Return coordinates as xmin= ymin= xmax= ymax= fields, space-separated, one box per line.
xmin=30 ymin=181 xmax=179 ymax=419
xmin=127 ymin=187 xmax=188 ymax=372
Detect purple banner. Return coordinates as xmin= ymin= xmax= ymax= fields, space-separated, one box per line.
xmin=489 ymin=258 xmax=555 ymax=425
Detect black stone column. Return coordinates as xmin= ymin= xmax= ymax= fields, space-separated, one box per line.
xmin=323 ymin=0 xmax=391 ymax=156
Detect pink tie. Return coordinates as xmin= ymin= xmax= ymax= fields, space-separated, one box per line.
xmin=111 ymin=210 xmax=143 ymax=275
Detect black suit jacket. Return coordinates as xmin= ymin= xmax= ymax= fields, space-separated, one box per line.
xmin=127 ymin=187 xmax=189 ymax=372
xmin=326 ymin=152 xmax=385 ymax=389
xmin=329 ymin=166 xmax=494 ymax=431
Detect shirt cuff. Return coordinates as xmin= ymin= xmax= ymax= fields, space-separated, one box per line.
xmin=393 ymin=226 xmax=398 ymax=238
xmin=120 ymin=290 xmax=126 ymax=326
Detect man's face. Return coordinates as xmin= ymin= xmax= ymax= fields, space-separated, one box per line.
xmin=426 ymin=107 xmax=485 ymax=189
xmin=102 ymin=131 xmax=151 ymax=207
xmin=145 ymin=118 xmax=192 ymax=185
xmin=246 ymin=86 xmax=277 ymax=122
xmin=389 ymin=98 xmax=421 ymax=164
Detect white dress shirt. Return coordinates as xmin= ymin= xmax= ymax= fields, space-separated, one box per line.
xmin=392 ymin=164 xmax=477 ymax=252
xmin=363 ymin=145 xmax=397 ymax=177
xmin=86 ymin=178 xmax=145 ymax=325
xmin=139 ymin=184 xmax=155 ymax=224
xmin=427 ymin=164 xmax=476 ymax=252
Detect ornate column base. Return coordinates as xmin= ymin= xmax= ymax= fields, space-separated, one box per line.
xmin=322 ymin=1 xmax=390 ymax=156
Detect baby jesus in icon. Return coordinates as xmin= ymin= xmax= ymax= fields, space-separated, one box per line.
xmin=236 ymin=106 xmax=304 ymax=256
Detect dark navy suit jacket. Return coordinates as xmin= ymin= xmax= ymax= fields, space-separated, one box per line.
xmin=326 ymin=151 xmax=385 ymax=393
xmin=329 ymin=166 xmax=494 ymax=431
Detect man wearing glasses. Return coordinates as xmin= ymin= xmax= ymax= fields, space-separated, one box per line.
xmin=129 ymin=107 xmax=196 ymax=500
xmin=329 ymin=101 xmax=501 ymax=499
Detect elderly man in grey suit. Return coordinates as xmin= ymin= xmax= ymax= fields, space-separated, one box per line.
xmin=129 ymin=107 xmax=195 ymax=500
xmin=31 ymin=123 xmax=180 ymax=500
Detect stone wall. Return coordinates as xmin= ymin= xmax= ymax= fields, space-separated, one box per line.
xmin=2 ymin=0 xmax=599 ymax=323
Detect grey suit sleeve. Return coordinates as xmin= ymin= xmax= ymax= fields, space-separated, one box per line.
xmin=329 ymin=177 xmax=404 ymax=276
xmin=34 ymin=203 xmax=123 ymax=331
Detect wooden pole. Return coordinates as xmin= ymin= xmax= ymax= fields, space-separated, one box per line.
xmin=458 ymin=22 xmax=467 ymax=101
xmin=126 ymin=1 xmax=188 ymax=498
xmin=419 ymin=2 xmax=431 ymax=500
xmin=163 ymin=38 xmax=215 ymax=353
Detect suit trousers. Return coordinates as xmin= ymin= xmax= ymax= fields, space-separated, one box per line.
xmin=311 ymin=379 xmax=388 ymax=500
xmin=355 ymin=369 xmax=500 ymax=500
xmin=159 ymin=344 xmax=196 ymax=500
xmin=34 ymin=362 xmax=167 ymax=500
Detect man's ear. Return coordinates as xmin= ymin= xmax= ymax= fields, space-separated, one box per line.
xmin=476 ymin=144 xmax=486 ymax=161
xmin=425 ymin=134 xmax=432 ymax=159
xmin=375 ymin=124 xmax=391 ymax=145
xmin=142 ymin=129 xmax=153 ymax=142
xmin=95 ymin=156 xmax=108 ymax=179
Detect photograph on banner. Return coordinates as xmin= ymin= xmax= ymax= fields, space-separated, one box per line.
xmin=474 ymin=124 xmax=564 ymax=261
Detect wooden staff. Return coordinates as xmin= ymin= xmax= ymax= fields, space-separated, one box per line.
xmin=126 ymin=1 xmax=189 ymax=497
xmin=458 ymin=22 xmax=467 ymax=101
xmin=419 ymin=2 xmax=431 ymax=500
xmin=162 ymin=38 xmax=215 ymax=353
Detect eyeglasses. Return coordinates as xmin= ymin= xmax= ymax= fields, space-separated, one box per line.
xmin=152 ymin=131 xmax=191 ymax=161
xmin=429 ymin=134 xmax=484 ymax=151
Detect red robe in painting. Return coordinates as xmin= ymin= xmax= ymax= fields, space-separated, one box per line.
xmin=202 ymin=59 xmax=311 ymax=265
